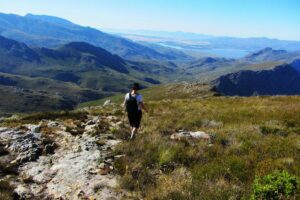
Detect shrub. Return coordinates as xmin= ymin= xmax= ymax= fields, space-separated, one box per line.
xmin=113 ymin=156 xmax=129 ymax=176
xmin=260 ymin=125 xmax=280 ymax=135
xmin=0 ymin=180 xmax=14 ymax=200
xmin=0 ymin=161 xmax=18 ymax=175
xmin=251 ymin=171 xmax=298 ymax=200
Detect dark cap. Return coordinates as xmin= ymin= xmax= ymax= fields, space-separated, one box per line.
xmin=132 ymin=83 xmax=140 ymax=90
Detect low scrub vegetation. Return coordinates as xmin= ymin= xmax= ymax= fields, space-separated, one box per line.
xmin=110 ymin=95 xmax=300 ymax=199
xmin=0 ymin=110 xmax=88 ymax=127
xmin=0 ymin=180 xmax=14 ymax=200
xmin=251 ymin=170 xmax=298 ymax=200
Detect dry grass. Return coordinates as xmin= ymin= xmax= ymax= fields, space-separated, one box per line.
xmin=111 ymin=95 xmax=300 ymax=199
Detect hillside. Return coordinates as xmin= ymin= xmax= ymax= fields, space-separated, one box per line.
xmin=0 ymin=73 xmax=106 ymax=115
xmin=180 ymin=48 xmax=300 ymax=82
xmin=79 ymin=83 xmax=216 ymax=108
xmin=0 ymin=35 xmax=167 ymax=92
xmin=1 ymin=85 xmax=299 ymax=199
xmin=213 ymin=64 xmax=300 ymax=96
xmin=291 ymin=59 xmax=300 ymax=73
xmin=243 ymin=47 xmax=300 ymax=62
xmin=1 ymin=34 xmax=300 ymax=116
xmin=0 ymin=13 xmax=190 ymax=62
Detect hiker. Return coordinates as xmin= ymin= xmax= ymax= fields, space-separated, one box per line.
xmin=123 ymin=83 xmax=147 ymax=139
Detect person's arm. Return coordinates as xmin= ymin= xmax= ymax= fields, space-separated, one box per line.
xmin=122 ymin=93 xmax=128 ymax=107
xmin=140 ymin=102 xmax=148 ymax=112
xmin=138 ymin=95 xmax=148 ymax=112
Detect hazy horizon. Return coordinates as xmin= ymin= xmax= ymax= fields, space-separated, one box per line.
xmin=0 ymin=0 xmax=299 ymax=41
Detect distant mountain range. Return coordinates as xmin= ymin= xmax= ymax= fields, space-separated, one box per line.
xmin=0 ymin=35 xmax=175 ymax=113
xmin=107 ymin=29 xmax=300 ymax=58
xmin=1 ymin=33 xmax=299 ymax=92
xmin=0 ymin=35 xmax=174 ymax=90
xmin=181 ymin=47 xmax=300 ymax=82
xmin=0 ymin=13 xmax=191 ymax=62
xmin=1 ymin=12 xmax=300 ymax=114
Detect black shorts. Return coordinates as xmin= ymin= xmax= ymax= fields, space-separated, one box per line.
xmin=128 ymin=110 xmax=142 ymax=128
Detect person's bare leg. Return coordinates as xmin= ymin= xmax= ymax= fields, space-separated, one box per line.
xmin=130 ymin=127 xmax=138 ymax=140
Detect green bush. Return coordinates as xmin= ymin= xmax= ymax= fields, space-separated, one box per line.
xmin=251 ymin=171 xmax=298 ymax=200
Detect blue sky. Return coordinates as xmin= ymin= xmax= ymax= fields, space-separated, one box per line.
xmin=0 ymin=0 xmax=299 ymax=40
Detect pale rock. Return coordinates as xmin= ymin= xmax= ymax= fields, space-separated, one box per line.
xmin=84 ymin=124 xmax=99 ymax=135
xmin=1 ymin=128 xmax=44 ymax=165
xmin=99 ymin=163 xmax=106 ymax=169
xmin=47 ymin=121 xmax=60 ymax=128
xmin=171 ymin=131 xmax=210 ymax=141
xmin=103 ymin=99 xmax=112 ymax=107
xmin=2 ymin=115 xmax=126 ymax=199
xmin=24 ymin=124 xmax=41 ymax=133
xmin=14 ymin=185 xmax=33 ymax=199
xmin=85 ymin=116 xmax=100 ymax=126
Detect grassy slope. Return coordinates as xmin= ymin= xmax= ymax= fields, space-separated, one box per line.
xmin=80 ymin=85 xmax=300 ymax=199
xmin=78 ymin=83 xmax=215 ymax=107
xmin=183 ymin=61 xmax=285 ymax=83
xmin=2 ymin=83 xmax=299 ymax=199
xmin=0 ymin=72 xmax=108 ymax=115
xmin=118 ymin=99 xmax=299 ymax=199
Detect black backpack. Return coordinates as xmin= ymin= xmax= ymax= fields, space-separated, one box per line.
xmin=126 ymin=93 xmax=139 ymax=114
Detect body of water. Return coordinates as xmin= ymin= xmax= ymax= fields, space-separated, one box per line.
xmin=158 ymin=43 xmax=250 ymax=58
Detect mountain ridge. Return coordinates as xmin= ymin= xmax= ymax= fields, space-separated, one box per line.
xmin=0 ymin=13 xmax=189 ymax=62
xmin=213 ymin=64 xmax=300 ymax=96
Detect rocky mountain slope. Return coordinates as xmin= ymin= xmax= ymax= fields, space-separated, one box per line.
xmin=213 ymin=64 xmax=300 ymax=96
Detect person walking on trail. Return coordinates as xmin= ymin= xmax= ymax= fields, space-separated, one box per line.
xmin=123 ymin=83 xmax=147 ymax=140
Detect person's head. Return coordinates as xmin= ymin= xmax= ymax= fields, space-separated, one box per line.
xmin=131 ymin=83 xmax=140 ymax=92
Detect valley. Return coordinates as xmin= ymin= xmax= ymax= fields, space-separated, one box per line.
xmin=1 ymin=15 xmax=300 ymax=116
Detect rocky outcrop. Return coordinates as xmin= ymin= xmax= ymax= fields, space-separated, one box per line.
xmin=0 ymin=125 xmax=44 ymax=165
xmin=213 ymin=64 xmax=300 ymax=96
xmin=0 ymin=114 xmax=127 ymax=200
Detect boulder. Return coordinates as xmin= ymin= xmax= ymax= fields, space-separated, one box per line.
xmin=103 ymin=99 xmax=112 ymax=107
xmin=24 ymin=124 xmax=41 ymax=133
xmin=84 ymin=124 xmax=100 ymax=135
xmin=171 ymin=131 xmax=210 ymax=141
